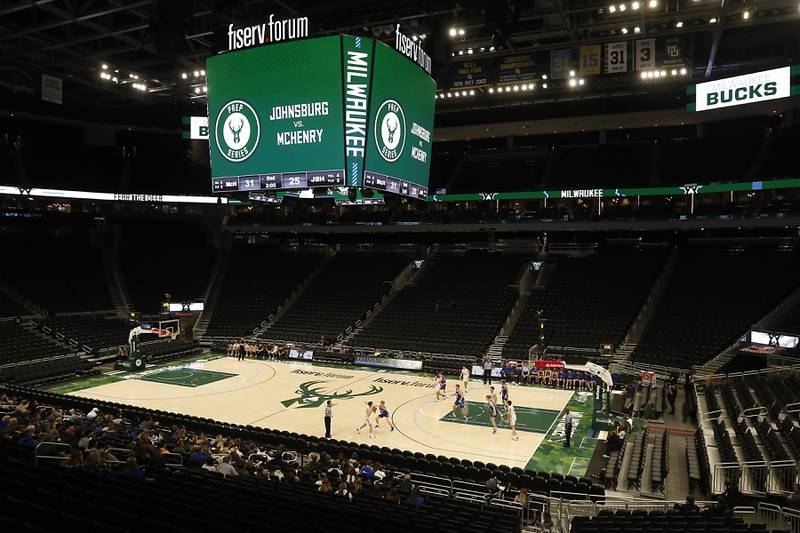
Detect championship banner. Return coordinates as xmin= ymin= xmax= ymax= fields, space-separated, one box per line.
xmin=605 ymin=42 xmax=627 ymax=73
xmin=342 ymin=35 xmax=375 ymax=187
xmin=497 ymin=53 xmax=536 ymax=83
xmin=550 ymin=48 xmax=572 ymax=79
xmin=635 ymin=39 xmax=655 ymax=71
xmin=661 ymin=36 xmax=685 ymax=66
xmin=579 ymin=45 xmax=601 ymax=76
xmin=449 ymin=56 xmax=491 ymax=89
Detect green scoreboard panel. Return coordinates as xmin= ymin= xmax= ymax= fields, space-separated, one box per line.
xmin=208 ymin=36 xmax=346 ymax=193
xmin=363 ymin=39 xmax=435 ymax=200
xmin=207 ymin=35 xmax=435 ymax=200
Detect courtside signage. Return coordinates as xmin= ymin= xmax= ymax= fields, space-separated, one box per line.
xmin=690 ymin=66 xmax=792 ymax=112
xmin=227 ymin=14 xmax=309 ymax=51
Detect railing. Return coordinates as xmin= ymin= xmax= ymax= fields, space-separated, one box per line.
xmin=711 ymin=460 xmax=797 ymax=497
xmin=34 ymin=441 xmax=71 ymax=465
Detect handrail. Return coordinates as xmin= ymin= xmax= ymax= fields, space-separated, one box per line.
xmin=34 ymin=441 xmax=71 ymax=466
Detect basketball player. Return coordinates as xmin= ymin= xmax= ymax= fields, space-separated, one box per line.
xmin=450 ymin=384 xmax=468 ymax=421
xmin=504 ymin=400 xmax=519 ymax=441
xmin=460 ymin=366 xmax=470 ymax=390
xmin=435 ymin=373 xmax=447 ymax=401
xmin=500 ymin=379 xmax=510 ymax=413
xmin=487 ymin=394 xmax=498 ymax=434
xmin=489 ymin=386 xmax=498 ymax=408
xmin=375 ymin=400 xmax=395 ymax=432
xmin=356 ymin=401 xmax=376 ymax=439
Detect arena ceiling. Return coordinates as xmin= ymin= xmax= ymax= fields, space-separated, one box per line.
xmin=0 ymin=0 xmax=797 ymax=111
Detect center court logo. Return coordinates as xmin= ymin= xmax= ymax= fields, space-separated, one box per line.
xmin=280 ymin=380 xmax=384 ymax=409
xmin=215 ymin=100 xmax=260 ymax=162
xmin=374 ymin=99 xmax=406 ymax=163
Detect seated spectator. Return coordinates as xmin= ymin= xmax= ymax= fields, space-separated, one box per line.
xmin=318 ymin=475 xmax=333 ymax=493
xmin=17 ymin=425 xmax=38 ymax=448
xmin=515 ymin=487 xmax=529 ymax=506
xmin=202 ymin=457 xmax=218 ymax=472
xmin=216 ymin=455 xmax=239 ymax=477
xmin=335 ymin=482 xmax=352 ymax=501
xmin=118 ymin=456 xmax=145 ymax=480
xmin=406 ymin=486 xmax=425 ymax=509
xmin=486 ymin=474 xmax=505 ymax=499
xmin=680 ymin=495 xmax=699 ymax=513
xmin=605 ymin=431 xmax=623 ymax=455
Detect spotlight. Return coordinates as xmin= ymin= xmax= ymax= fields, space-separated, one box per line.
xmin=202 ymin=86 xmax=207 ymax=93
xmin=458 ymin=50 xmax=464 ymax=55
xmin=412 ymin=35 xmax=418 ymax=41
xmin=181 ymin=72 xmax=187 ymax=79
xmin=467 ymin=48 xmax=473 ymax=54
xmin=420 ymin=34 xmax=426 ymax=39
xmin=488 ymin=87 xmax=494 ymax=94
xmin=521 ymin=84 xmax=528 ymax=90
xmin=709 ymin=17 xmax=717 ymax=23
xmin=101 ymin=64 xmax=108 ymax=70
xmin=542 ymin=74 xmax=548 ymax=80
xmin=469 ymin=89 xmax=475 ymax=95
xmin=743 ymin=10 xmax=750 ymax=19
xmin=660 ymin=70 xmax=667 ymax=77
xmin=634 ymin=26 xmax=641 ymax=33
xmin=641 ymin=71 xmax=647 ymax=79
xmin=200 ymin=69 xmax=206 ymax=76
xmin=128 ymin=73 xmax=135 ymax=78
xmin=542 ymin=83 xmax=548 ymax=89
xmin=489 ymin=46 xmax=495 ymax=51
xmin=632 ymin=1 xmax=640 ymax=9
xmin=569 ymin=79 xmax=577 ymax=87
xmin=480 ymin=47 xmax=485 ymax=52
xmin=671 ymin=69 xmax=677 ymax=76
xmin=680 ymin=67 xmax=687 ymax=75
xmin=621 ymin=27 xmax=628 ymax=34
xmin=458 ymin=28 xmax=465 ymax=36
xmin=609 ymin=5 xmax=617 ymax=12
xmin=619 ymin=3 xmax=626 ymax=11
xmin=675 ymin=21 xmax=683 ymax=28
xmin=569 ymin=70 xmax=576 ymax=77
xmin=513 ymin=85 xmax=519 ymax=91
xmin=578 ymin=78 xmax=585 ymax=85
xmin=446 ymin=92 xmax=452 ymax=98
xmin=194 ymin=87 xmax=201 ymax=94
xmin=111 ymin=76 xmax=118 ymax=83
xmin=449 ymin=28 xmax=457 ymax=37
xmin=648 ymin=0 xmax=657 ymax=7
xmin=193 ymin=70 xmax=200 ymax=77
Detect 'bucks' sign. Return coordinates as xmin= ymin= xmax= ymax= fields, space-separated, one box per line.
xmin=689 ymin=66 xmax=796 ymax=112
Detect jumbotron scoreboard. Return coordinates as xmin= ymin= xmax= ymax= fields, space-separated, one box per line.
xmin=207 ymin=35 xmax=435 ymax=200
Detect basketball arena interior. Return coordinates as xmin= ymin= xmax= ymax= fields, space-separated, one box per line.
xmin=2 ymin=1 xmax=800 ymax=532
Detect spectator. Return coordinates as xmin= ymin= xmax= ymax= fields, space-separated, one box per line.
xmin=680 ymin=495 xmax=699 ymax=513
xmin=65 ymin=448 xmax=84 ymax=468
xmin=17 ymin=425 xmax=38 ymax=448
xmin=718 ymin=479 xmax=744 ymax=510
xmin=202 ymin=457 xmax=218 ymax=472
xmin=118 ymin=456 xmax=145 ymax=480
xmin=486 ymin=474 xmax=505 ymax=499
xmin=335 ymin=482 xmax=352 ymax=501
xmin=515 ymin=487 xmax=529 ymax=506
xmin=385 ymin=486 xmax=401 ymax=503
xmin=318 ymin=475 xmax=333 ymax=494
xmin=216 ymin=455 xmax=239 ymax=477
xmin=604 ymin=430 xmax=623 ymax=455
xmin=406 ymin=486 xmax=425 ymax=509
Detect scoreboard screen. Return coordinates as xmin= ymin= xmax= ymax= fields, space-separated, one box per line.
xmin=208 ymin=36 xmax=346 ymax=193
xmin=207 ymin=35 xmax=435 ymax=199
xmin=363 ymin=40 xmax=435 ymax=200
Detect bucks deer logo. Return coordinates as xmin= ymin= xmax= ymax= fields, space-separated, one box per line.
xmin=281 ymin=380 xmax=384 ymax=409
xmin=374 ymin=99 xmax=406 ymax=163
xmin=215 ymin=99 xmax=260 ymax=163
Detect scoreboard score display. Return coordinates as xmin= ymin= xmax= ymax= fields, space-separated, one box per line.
xmin=207 ymin=35 xmax=435 ymax=200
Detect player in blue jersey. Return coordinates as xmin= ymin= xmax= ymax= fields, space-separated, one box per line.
xmin=487 ymin=394 xmax=498 ymax=434
xmin=375 ymin=400 xmax=394 ymax=432
xmin=450 ymin=384 xmax=468 ymax=421
xmin=565 ymin=369 xmax=575 ymax=389
xmin=500 ymin=379 xmax=510 ymax=413
xmin=435 ymin=372 xmax=447 ymax=401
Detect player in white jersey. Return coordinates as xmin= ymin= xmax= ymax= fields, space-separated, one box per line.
xmin=487 ymin=395 xmax=498 ymax=434
xmin=460 ymin=366 xmax=470 ymax=390
xmin=356 ymin=401 xmax=377 ymax=439
xmin=504 ymin=400 xmax=519 ymax=440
